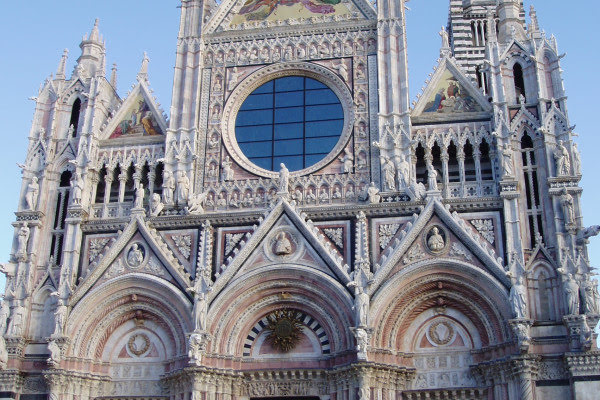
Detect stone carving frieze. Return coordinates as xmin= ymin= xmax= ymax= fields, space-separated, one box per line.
xmin=469 ymin=219 xmax=495 ymax=244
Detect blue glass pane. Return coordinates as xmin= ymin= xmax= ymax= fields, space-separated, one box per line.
xmin=274 ymin=139 xmax=303 ymax=156
xmin=275 ymin=77 xmax=304 ymax=92
xmin=275 ymin=91 xmax=304 ymax=107
xmin=306 ymin=137 xmax=338 ymax=154
xmin=274 ymin=156 xmax=303 ymax=171
xmin=306 ymin=79 xmax=327 ymax=89
xmin=239 ymin=141 xmax=272 ymax=158
xmin=237 ymin=109 xmax=273 ymax=125
xmin=253 ymin=81 xmax=274 ymax=94
xmin=306 ymin=120 xmax=343 ymax=137
xmin=306 ymin=104 xmax=343 ymax=121
xmin=274 ymin=106 xmax=303 ymax=123
xmin=305 ymin=154 xmax=327 ymax=166
xmin=306 ymin=89 xmax=339 ymax=105
xmin=274 ymin=123 xmax=303 ymax=139
xmin=236 ymin=125 xmax=272 ymax=142
xmin=250 ymin=157 xmax=272 ymax=170
xmin=240 ymin=93 xmax=273 ymax=110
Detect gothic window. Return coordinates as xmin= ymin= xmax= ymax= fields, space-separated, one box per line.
xmin=543 ymin=56 xmax=555 ymax=99
xmin=447 ymin=142 xmax=460 ymax=183
xmin=479 ymin=140 xmax=493 ymax=181
xmin=154 ymin=162 xmax=164 ymax=194
xmin=530 ymin=266 xmax=557 ymax=321
xmin=476 ymin=65 xmax=488 ymax=95
xmin=123 ymin=164 xmax=136 ymax=203
xmin=520 ymin=133 xmax=544 ymax=247
xmin=513 ymin=63 xmax=526 ymax=103
xmin=70 ymin=98 xmax=82 ymax=136
xmin=109 ymin=165 xmax=121 ymax=203
xmin=415 ymin=144 xmax=427 ymax=184
xmin=95 ymin=166 xmax=107 ymax=204
xmin=49 ymin=170 xmax=72 ymax=265
xmin=235 ymin=76 xmax=343 ymax=172
xmin=464 ymin=140 xmax=476 ymax=182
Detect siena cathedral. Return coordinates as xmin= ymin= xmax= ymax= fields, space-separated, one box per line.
xmin=1 ymin=0 xmax=600 ymax=399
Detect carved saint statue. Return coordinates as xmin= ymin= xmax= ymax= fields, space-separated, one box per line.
xmin=47 ymin=340 xmax=61 ymax=366
xmin=381 ymin=156 xmax=396 ymax=191
xmin=367 ymin=182 xmax=381 ymax=204
xmin=439 ymin=26 xmax=450 ymax=49
xmin=193 ymin=292 xmax=208 ymax=332
xmin=339 ymin=150 xmax=354 ymax=174
xmin=162 ymin=170 xmax=175 ymax=204
xmin=427 ymin=164 xmax=438 ymax=191
xmin=7 ymin=305 xmax=25 ymax=336
xmin=0 ymin=301 xmax=9 ymax=335
xmin=150 ymin=193 xmax=164 ymax=217
xmin=502 ymin=144 xmax=514 ymax=178
xmin=0 ymin=337 xmax=7 ymax=367
xmin=221 ymin=156 xmax=234 ymax=182
xmin=16 ymin=223 xmax=30 ymax=261
xmin=278 ymin=163 xmax=289 ymax=194
xmin=25 ymin=176 xmax=39 ymax=210
xmin=509 ymin=275 xmax=528 ymax=319
xmin=397 ymin=156 xmax=411 ymax=189
xmin=581 ymin=277 xmax=600 ymax=314
xmin=554 ymin=140 xmax=571 ymax=176
xmin=560 ymin=188 xmax=575 ymax=227
xmin=188 ymin=191 xmax=209 ymax=215
xmin=353 ymin=287 xmax=369 ymax=327
xmin=70 ymin=172 xmax=84 ymax=205
xmin=175 ymin=171 xmax=190 ymax=205
xmin=127 ymin=244 xmax=144 ymax=268
xmin=274 ymin=232 xmax=292 ymax=256
xmin=427 ymin=227 xmax=445 ymax=252
xmin=572 ymin=142 xmax=582 ymax=175
xmin=563 ymin=273 xmax=580 ymax=315
xmin=134 ymin=183 xmax=145 ymax=209
xmin=52 ymin=299 xmax=68 ymax=337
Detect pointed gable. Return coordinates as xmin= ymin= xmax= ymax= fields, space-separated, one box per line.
xmin=412 ymin=57 xmax=491 ymax=123
xmin=101 ymin=81 xmax=167 ymax=141
xmin=204 ymin=0 xmax=376 ymax=34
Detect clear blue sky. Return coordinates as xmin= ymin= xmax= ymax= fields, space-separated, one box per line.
xmin=0 ymin=1 xmax=598 ymax=292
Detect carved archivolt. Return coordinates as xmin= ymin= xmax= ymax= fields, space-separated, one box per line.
xmin=221 ymin=62 xmax=355 ymax=178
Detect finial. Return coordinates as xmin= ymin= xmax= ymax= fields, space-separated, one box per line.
xmin=89 ymin=18 xmax=100 ymax=41
xmin=137 ymin=52 xmax=150 ymax=81
xmin=56 ymin=49 xmax=69 ymax=79
xmin=110 ymin=63 xmax=118 ymax=89
xmin=529 ymin=5 xmax=540 ymax=34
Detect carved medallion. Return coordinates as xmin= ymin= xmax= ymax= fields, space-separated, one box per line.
xmin=265 ymin=309 xmax=303 ymax=352
xmin=127 ymin=333 xmax=150 ymax=356
xmin=424 ymin=225 xmax=448 ymax=254
xmin=264 ymin=227 xmax=302 ymax=262
xmin=125 ymin=242 xmax=147 ymax=269
xmin=427 ymin=321 xmax=455 ymax=346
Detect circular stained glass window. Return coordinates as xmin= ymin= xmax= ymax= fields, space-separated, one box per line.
xmin=235 ymin=76 xmax=344 ymax=172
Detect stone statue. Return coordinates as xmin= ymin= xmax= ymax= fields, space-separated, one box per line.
xmin=427 ymin=227 xmax=445 ymax=252
xmin=274 ymin=232 xmax=292 ymax=255
xmin=502 ymin=144 xmax=514 ymax=177
xmin=127 ymin=244 xmax=144 ymax=268
xmin=509 ymin=275 xmax=528 ymax=318
xmin=572 ymin=142 xmax=582 ymax=175
xmin=439 ymin=26 xmax=450 ymax=49
xmin=560 ymin=188 xmax=575 ymax=227
xmin=47 ymin=340 xmax=61 ymax=366
xmin=25 ymin=176 xmax=39 ymax=210
xmin=70 ymin=171 xmax=84 ymax=205
xmin=581 ymin=278 xmax=600 ymax=314
xmin=134 ymin=183 xmax=145 ymax=209
xmin=397 ymin=156 xmax=410 ymax=189
xmin=554 ymin=140 xmax=571 ymax=176
xmin=150 ymin=193 xmax=164 ymax=217
xmin=351 ymin=327 xmax=370 ymax=361
xmin=16 ymin=223 xmax=30 ymax=261
xmin=0 ymin=336 xmax=7 ymax=368
xmin=563 ymin=274 xmax=580 ymax=315
xmin=188 ymin=191 xmax=209 ymax=215
xmin=0 ymin=301 xmax=9 ymax=335
xmin=192 ymin=292 xmax=208 ymax=332
xmin=367 ymin=183 xmax=381 ymax=204
xmin=353 ymin=287 xmax=369 ymax=327
xmin=52 ymin=299 xmax=67 ymax=337
xmin=7 ymin=305 xmax=25 ymax=336
xmin=427 ymin=164 xmax=438 ymax=191
xmin=339 ymin=150 xmax=354 ymax=174
xmin=278 ymin=163 xmax=289 ymax=194
xmin=381 ymin=156 xmax=396 ymax=191
xmin=175 ymin=171 xmax=190 ymax=205
xmin=162 ymin=170 xmax=175 ymax=204
xmin=221 ymin=156 xmax=234 ymax=182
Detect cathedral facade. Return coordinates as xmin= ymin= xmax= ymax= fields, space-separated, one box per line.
xmin=1 ymin=0 xmax=599 ymax=399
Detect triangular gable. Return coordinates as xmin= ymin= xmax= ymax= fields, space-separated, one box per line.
xmin=370 ymin=196 xmax=510 ymax=294
xmin=541 ymin=102 xmax=569 ymax=136
xmin=510 ymin=101 xmax=541 ymax=133
xmin=525 ymin=235 xmax=557 ymax=273
xmin=412 ymin=57 xmax=491 ymax=122
xmin=71 ymin=215 xmax=191 ymax=305
xmin=208 ymin=198 xmax=351 ymax=301
xmin=204 ymin=0 xmax=376 ymax=35
xmin=499 ymin=40 xmax=532 ymax=64
xmin=101 ymin=81 xmax=167 ymax=141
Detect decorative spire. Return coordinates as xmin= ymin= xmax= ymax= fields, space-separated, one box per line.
xmin=56 ymin=49 xmax=68 ymax=80
xmin=137 ymin=52 xmax=150 ymax=81
xmin=529 ymin=5 xmax=539 ymax=32
xmin=89 ymin=19 xmax=100 ymax=42
xmin=110 ymin=63 xmax=118 ymax=89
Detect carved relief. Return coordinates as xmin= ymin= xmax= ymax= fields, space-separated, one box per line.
xmin=379 ymin=223 xmax=400 ymax=250
xmin=470 ymin=219 xmax=495 ymax=244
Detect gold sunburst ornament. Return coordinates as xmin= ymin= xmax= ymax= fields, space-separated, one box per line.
xmin=265 ymin=309 xmax=303 ymax=352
